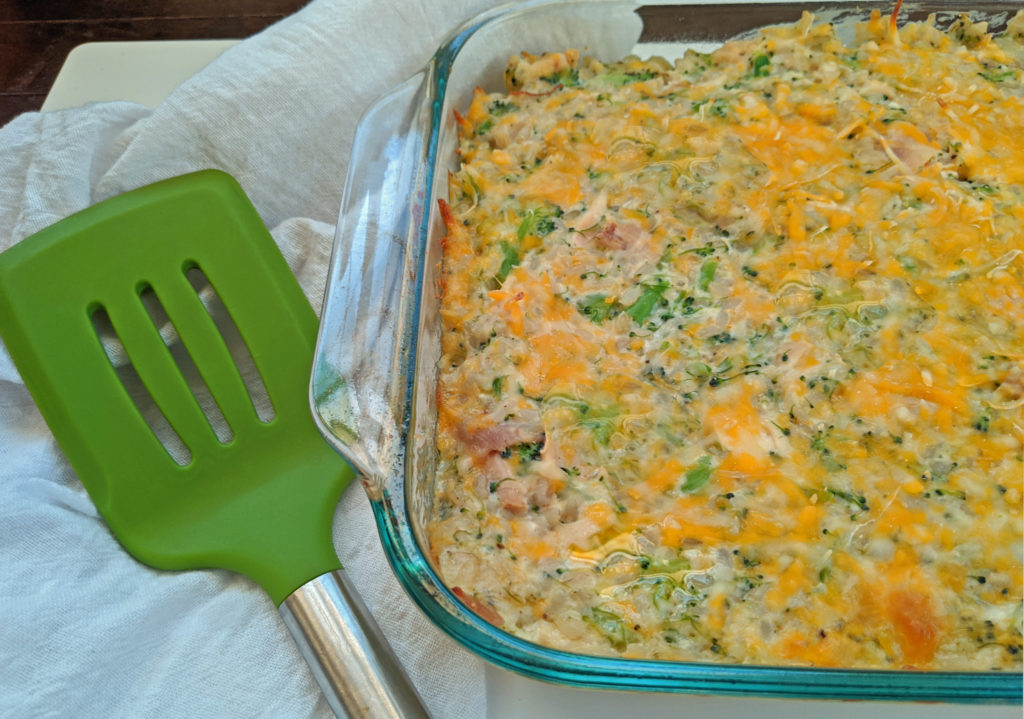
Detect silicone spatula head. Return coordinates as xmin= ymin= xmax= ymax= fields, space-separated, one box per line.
xmin=0 ymin=170 xmax=354 ymax=605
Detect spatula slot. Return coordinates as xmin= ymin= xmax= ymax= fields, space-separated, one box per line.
xmin=139 ymin=285 xmax=235 ymax=446
xmin=185 ymin=266 xmax=275 ymax=424
xmin=90 ymin=305 xmax=193 ymax=467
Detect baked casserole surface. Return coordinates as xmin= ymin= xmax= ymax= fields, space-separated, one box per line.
xmin=430 ymin=9 xmax=1024 ymax=670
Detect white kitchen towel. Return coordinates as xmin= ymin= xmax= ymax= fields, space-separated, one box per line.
xmin=0 ymin=1 xmax=507 ymax=717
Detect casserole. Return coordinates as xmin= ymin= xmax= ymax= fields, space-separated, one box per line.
xmin=310 ymin=0 xmax=1022 ymax=703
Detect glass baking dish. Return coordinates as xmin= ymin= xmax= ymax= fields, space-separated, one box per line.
xmin=309 ymin=0 xmax=1023 ymax=704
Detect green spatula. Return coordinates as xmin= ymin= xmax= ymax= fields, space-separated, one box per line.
xmin=0 ymin=170 xmax=429 ymax=718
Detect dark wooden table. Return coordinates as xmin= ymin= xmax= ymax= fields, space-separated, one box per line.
xmin=0 ymin=0 xmax=309 ymax=126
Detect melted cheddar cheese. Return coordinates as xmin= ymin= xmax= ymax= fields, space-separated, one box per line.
xmin=430 ymin=10 xmax=1024 ymax=670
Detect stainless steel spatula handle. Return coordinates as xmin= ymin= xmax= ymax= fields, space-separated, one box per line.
xmin=280 ymin=570 xmax=432 ymax=718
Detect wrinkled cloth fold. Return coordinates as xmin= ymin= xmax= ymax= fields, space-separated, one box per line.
xmin=0 ymin=1 xmax=502 ymax=716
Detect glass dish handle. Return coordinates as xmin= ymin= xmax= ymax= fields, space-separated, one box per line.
xmin=311 ymin=70 xmax=434 ymax=496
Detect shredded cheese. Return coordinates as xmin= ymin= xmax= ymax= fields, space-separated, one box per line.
xmin=430 ymin=10 xmax=1024 ymax=670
